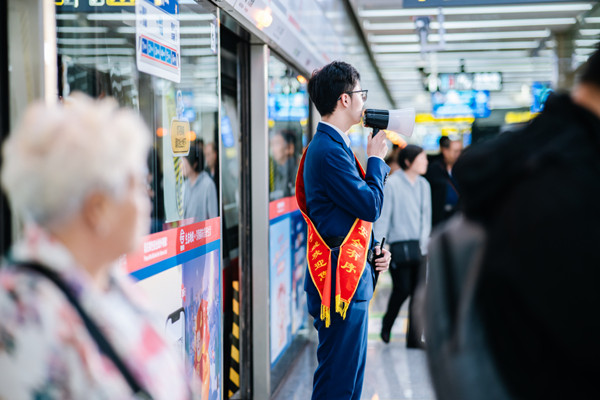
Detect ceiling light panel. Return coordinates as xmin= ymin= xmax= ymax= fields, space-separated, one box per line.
xmin=358 ymin=3 xmax=592 ymax=18
xmin=364 ymin=18 xmax=576 ymax=31
xmin=369 ymin=30 xmax=551 ymax=43
xmin=373 ymin=41 xmax=541 ymax=53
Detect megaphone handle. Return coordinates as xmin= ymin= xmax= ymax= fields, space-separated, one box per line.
xmin=372 ymin=127 xmax=380 ymax=138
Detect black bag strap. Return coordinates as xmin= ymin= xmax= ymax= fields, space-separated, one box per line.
xmin=14 ymin=261 xmax=152 ymax=399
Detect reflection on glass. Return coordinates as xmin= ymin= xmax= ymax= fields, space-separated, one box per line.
xmin=267 ymin=56 xmax=309 ymax=201
xmin=182 ymin=144 xmax=218 ymax=222
xmin=55 ymin=1 xmax=220 ymax=233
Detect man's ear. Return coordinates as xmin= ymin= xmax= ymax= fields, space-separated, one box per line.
xmin=82 ymin=192 xmax=110 ymax=236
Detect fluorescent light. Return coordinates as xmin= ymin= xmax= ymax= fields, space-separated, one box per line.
xmin=369 ymin=30 xmax=551 ymax=43
xmin=180 ymin=38 xmax=212 ymax=46
xmin=180 ymin=26 xmax=212 ymax=34
xmin=575 ymin=39 xmax=600 ymax=47
xmin=359 ymin=3 xmax=592 ymax=18
xmin=87 ymin=12 xmax=213 ymax=22
xmin=61 ymin=56 xmax=133 ymax=66
xmin=364 ymin=18 xmax=576 ymax=31
xmin=580 ymin=29 xmax=600 ymax=36
xmin=57 ymin=26 xmax=108 ymax=33
xmin=575 ymin=48 xmax=597 ymax=55
xmin=180 ymin=48 xmax=215 ymax=56
xmin=57 ymin=38 xmax=129 ymax=45
xmin=58 ymin=47 xmax=135 ymax=56
xmin=375 ymin=49 xmax=553 ymax=60
xmin=373 ymin=41 xmax=541 ymax=53
xmin=377 ymin=57 xmax=553 ymax=67
xmin=87 ymin=13 xmax=136 ymax=21
xmin=56 ymin=14 xmax=77 ymax=20
xmin=585 ymin=17 xmax=600 ymax=23
xmin=116 ymin=27 xmax=136 ymax=34
xmin=178 ymin=14 xmax=215 ymax=21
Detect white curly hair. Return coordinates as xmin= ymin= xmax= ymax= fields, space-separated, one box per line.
xmin=1 ymin=93 xmax=151 ymax=228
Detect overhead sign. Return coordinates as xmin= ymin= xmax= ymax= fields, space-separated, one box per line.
xmin=136 ymin=0 xmax=181 ymax=83
xmin=56 ymin=0 xmax=135 ymax=12
xmin=404 ymin=0 xmax=583 ymax=7
xmin=432 ymin=90 xmax=490 ymax=118
xmin=427 ymin=72 xmax=502 ymax=92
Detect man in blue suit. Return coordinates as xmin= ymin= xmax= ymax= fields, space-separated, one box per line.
xmin=296 ymin=61 xmax=391 ymax=399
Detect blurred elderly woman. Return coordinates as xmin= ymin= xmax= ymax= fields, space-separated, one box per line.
xmin=0 ymin=94 xmax=193 ymax=399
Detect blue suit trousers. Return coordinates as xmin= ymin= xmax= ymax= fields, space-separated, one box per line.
xmin=308 ymin=296 xmax=369 ymax=400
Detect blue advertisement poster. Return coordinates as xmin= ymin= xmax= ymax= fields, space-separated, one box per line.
xmin=269 ymin=217 xmax=292 ymax=366
xmin=183 ymin=249 xmax=221 ymax=400
xmin=290 ymin=211 xmax=307 ymax=334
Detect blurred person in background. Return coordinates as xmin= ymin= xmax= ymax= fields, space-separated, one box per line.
xmin=424 ymin=46 xmax=600 ymax=399
xmin=183 ymin=144 xmax=218 ymax=222
xmin=270 ymin=129 xmax=297 ymax=200
xmin=427 ymin=135 xmax=450 ymax=165
xmin=204 ymin=141 xmax=217 ymax=182
xmin=0 ymin=94 xmax=194 ymax=399
xmin=374 ymin=145 xmax=431 ymax=348
xmin=384 ymin=143 xmax=402 ymax=174
xmin=425 ymin=136 xmax=462 ymax=227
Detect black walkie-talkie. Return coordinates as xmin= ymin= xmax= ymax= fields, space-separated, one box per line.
xmin=373 ymin=237 xmax=386 ymax=284
xmin=375 ymin=237 xmax=386 ymax=260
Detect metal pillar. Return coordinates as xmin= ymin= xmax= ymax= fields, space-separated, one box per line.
xmin=554 ymin=31 xmax=576 ymax=91
xmin=250 ymin=43 xmax=271 ymax=400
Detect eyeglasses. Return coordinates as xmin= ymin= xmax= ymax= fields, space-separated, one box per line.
xmin=338 ymin=89 xmax=368 ymax=102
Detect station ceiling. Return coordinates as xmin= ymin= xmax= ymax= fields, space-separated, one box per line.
xmin=348 ymin=0 xmax=600 ymax=111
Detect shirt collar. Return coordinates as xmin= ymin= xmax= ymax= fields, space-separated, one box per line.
xmin=319 ymin=121 xmax=351 ymax=148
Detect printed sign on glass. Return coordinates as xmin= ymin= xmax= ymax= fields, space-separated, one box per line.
xmin=136 ymin=0 xmax=181 ymax=82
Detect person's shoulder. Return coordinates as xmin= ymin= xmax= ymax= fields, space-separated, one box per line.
xmin=417 ymin=175 xmax=430 ymax=186
xmin=388 ymin=170 xmax=403 ymax=183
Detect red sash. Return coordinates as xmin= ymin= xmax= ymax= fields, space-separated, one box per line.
xmin=295 ymin=148 xmax=372 ymax=327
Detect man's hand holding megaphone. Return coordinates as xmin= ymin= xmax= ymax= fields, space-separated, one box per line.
xmin=366 ymin=125 xmax=388 ymax=160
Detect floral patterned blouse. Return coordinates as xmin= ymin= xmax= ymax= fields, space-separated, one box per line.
xmin=0 ymin=227 xmax=194 ymax=399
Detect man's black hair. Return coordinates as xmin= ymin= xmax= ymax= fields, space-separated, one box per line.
xmin=439 ymin=136 xmax=451 ymax=149
xmin=307 ymin=61 xmax=360 ymax=117
xmin=580 ymin=44 xmax=600 ymax=88
xmin=275 ymin=129 xmax=297 ymax=148
xmin=186 ymin=144 xmax=204 ymax=173
xmin=398 ymin=144 xmax=424 ymax=170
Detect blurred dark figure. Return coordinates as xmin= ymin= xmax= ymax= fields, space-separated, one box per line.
xmin=384 ymin=143 xmax=402 ymax=174
xmin=424 ymin=136 xmax=462 ymax=227
xmin=270 ymin=129 xmax=297 ymax=199
xmin=426 ymin=135 xmax=450 ymax=166
xmin=424 ymin=47 xmax=600 ymax=399
xmin=204 ymin=141 xmax=217 ymax=182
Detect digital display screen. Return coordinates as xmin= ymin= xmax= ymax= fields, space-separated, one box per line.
xmin=268 ymin=92 xmax=309 ymax=121
xmin=432 ymin=90 xmax=491 ymax=118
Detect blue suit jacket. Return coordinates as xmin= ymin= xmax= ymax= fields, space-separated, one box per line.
xmin=303 ymin=122 xmax=390 ymax=303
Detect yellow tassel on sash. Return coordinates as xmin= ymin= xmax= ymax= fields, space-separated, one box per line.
xmin=321 ymin=304 xmax=331 ymax=328
xmin=335 ymin=294 xmax=351 ymax=320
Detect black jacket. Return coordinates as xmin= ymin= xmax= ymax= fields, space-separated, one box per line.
xmin=425 ymin=158 xmax=460 ymax=227
xmin=453 ymin=93 xmax=600 ymax=398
